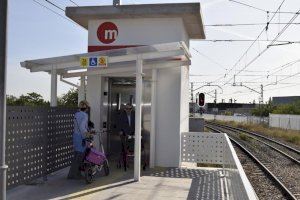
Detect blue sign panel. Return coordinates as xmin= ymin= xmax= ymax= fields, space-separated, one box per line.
xmin=89 ymin=57 xmax=98 ymax=67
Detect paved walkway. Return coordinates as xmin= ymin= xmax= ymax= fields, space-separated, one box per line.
xmin=7 ymin=166 xmax=225 ymax=200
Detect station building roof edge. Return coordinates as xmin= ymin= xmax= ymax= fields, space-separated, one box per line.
xmin=65 ymin=3 xmax=206 ymax=39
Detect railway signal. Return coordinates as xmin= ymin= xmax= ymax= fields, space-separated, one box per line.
xmin=198 ymin=93 xmax=205 ymax=106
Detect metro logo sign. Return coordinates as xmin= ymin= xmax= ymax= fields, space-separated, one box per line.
xmin=97 ymin=22 xmax=118 ymax=44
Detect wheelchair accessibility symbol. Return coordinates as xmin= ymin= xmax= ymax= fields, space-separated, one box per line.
xmin=89 ymin=57 xmax=98 ymax=67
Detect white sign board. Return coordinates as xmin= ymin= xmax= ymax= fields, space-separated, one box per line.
xmin=88 ymin=19 xmax=188 ymax=52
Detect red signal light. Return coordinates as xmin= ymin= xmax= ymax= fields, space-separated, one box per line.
xmin=198 ymin=93 xmax=205 ymax=106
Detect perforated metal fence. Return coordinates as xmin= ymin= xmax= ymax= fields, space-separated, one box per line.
xmin=181 ymin=132 xmax=258 ymax=200
xmin=6 ymin=106 xmax=77 ymax=188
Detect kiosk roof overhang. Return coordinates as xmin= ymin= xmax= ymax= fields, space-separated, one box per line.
xmin=66 ymin=3 xmax=206 ymax=39
xmin=20 ymin=42 xmax=191 ymax=78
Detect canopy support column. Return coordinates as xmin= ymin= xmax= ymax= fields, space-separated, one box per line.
xmin=150 ymin=69 xmax=157 ymax=168
xmin=0 ymin=1 xmax=8 ymax=199
xmin=134 ymin=55 xmax=143 ymax=182
xmin=78 ymin=76 xmax=86 ymax=102
xmin=50 ymin=68 xmax=58 ymax=107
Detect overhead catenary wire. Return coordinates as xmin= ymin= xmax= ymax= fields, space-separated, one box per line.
xmin=222 ymin=0 xmax=287 ymax=85
xmin=69 ymin=0 xmax=79 ymax=6
xmin=32 ymin=0 xmax=83 ymax=28
xmin=224 ymin=3 xmax=300 ymax=86
xmin=43 ymin=0 xmax=64 ymax=12
xmin=264 ymin=83 xmax=300 ymax=92
xmin=229 ymin=8 xmax=300 ymax=84
xmin=229 ymin=0 xmax=299 ymax=14
xmin=205 ymin=22 xmax=300 ymax=27
xmin=197 ymin=39 xmax=300 ymax=43
xmin=192 ymin=47 xmax=228 ymax=70
xmin=266 ymin=71 xmax=300 ymax=87
xmin=237 ymin=59 xmax=300 ymax=83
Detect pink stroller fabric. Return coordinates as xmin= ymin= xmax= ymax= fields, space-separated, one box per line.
xmin=86 ymin=148 xmax=106 ymax=165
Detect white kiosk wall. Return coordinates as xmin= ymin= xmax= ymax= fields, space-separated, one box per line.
xmin=87 ymin=18 xmax=189 ymax=167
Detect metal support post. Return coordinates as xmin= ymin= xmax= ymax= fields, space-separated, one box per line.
xmin=78 ymin=76 xmax=86 ymax=102
xmin=260 ymin=84 xmax=264 ymax=104
xmin=0 ymin=1 xmax=8 ymax=199
xmin=113 ymin=0 xmax=121 ymax=6
xmin=190 ymin=82 xmax=194 ymax=103
xmin=50 ymin=68 xmax=58 ymax=107
xmin=134 ymin=55 xmax=143 ymax=181
xmin=214 ymin=89 xmax=217 ymax=103
xmin=150 ymin=69 xmax=157 ymax=168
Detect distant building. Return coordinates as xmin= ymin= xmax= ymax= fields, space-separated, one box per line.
xmin=272 ymin=96 xmax=300 ymax=105
xmin=205 ymin=103 xmax=258 ymax=115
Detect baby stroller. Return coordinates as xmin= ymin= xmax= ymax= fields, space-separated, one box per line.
xmin=117 ymin=133 xmax=148 ymax=171
xmin=81 ymin=125 xmax=110 ymax=184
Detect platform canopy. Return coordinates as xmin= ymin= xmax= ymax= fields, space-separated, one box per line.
xmin=20 ymin=41 xmax=191 ymax=182
xmin=21 ymin=42 xmax=191 ymax=78
xmin=66 ymin=3 xmax=206 ymax=39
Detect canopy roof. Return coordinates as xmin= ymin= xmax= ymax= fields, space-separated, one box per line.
xmin=21 ymin=42 xmax=191 ymax=78
xmin=66 ymin=3 xmax=206 ymax=39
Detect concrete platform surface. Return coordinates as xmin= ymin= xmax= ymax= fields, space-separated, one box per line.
xmin=7 ymin=166 xmax=225 ymax=200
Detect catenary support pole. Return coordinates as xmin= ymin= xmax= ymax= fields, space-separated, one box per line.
xmin=113 ymin=0 xmax=121 ymax=6
xmin=50 ymin=68 xmax=58 ymax=107
xmin=0 ymin=1 xmax=8 ymax=199
xmin=190 ymin=82 xmax=194 ymax=102
xmin=260 ymin=84 xmax=264 ymax=104
xmin=150 ymin=69 xmax=157 ymax=168
xmin=214 ymin=89 xmax=217 ymax=103
xmin=134 ymin=55 xmax=143 ymax=181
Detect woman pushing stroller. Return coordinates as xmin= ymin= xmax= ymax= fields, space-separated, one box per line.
xmin=68 ymin=100 xmax=93 ymax=179
xmin=68 ymin=100 xmax=109 ymax=183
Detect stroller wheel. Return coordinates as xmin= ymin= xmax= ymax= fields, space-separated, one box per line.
xmin=104 ymin=160 xmax=110 ymax=176
xmin=85 ymin=166 xmax=94 ymax=184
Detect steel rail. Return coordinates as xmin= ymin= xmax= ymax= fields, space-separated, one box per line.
xmin=207 ymin=122 xmax=300 ymax=165
xmin=207 ymin=121 xmax=300 ymax=155
xmin=205 ymin=125 xmax=298 ymax=200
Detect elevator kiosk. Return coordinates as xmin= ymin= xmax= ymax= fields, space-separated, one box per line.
xmin=20 ymin=3 xmax=205 ymax=181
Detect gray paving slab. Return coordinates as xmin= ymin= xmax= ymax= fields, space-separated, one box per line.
xmin=7 ymin=166 xmax=225 ymax=200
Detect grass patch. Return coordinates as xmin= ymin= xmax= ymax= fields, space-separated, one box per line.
xmin=214 ymin=120 xmax=300 ymax=146
xmin=204 ymin=127 xmax=211 ymax=132
xmin=239 ymin=132 xmax=252 ymax=142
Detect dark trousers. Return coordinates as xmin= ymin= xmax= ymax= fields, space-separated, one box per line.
xmin=67 ymin=151 xmax=84 ymax=179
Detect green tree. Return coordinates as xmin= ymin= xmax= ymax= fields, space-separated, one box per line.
xmin=58 ymin=88 xmax=78 ymax=107
xmin=6 ymin=95 xmax=18 ymax=106
xmin=251 ymin=101 xmax=275 ymax=117
xmin=17 ymin=92 xmax=49 ymax=106
xmin=272 ymin=100 xmax=300 ymax=115
xmin=6 ymin=92 xmax=49 ymax=106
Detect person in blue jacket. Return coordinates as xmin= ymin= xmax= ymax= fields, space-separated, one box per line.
xmin=68 ymin=100 xmax=90 ymax=179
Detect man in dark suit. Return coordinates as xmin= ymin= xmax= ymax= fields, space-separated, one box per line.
xmin=118 ymin=103 xmax=135 ymax=136
xmin=117 ymin=103 xmax=146 ymax=170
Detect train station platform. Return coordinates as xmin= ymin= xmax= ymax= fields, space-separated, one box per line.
xmin=7 ymin=164 xmax=227 ymax=200
xmin=7 ymin=132 xmax=258 ymax=200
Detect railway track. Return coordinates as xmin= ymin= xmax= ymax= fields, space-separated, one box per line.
xmin=205 ymin=124 xmax=300 ymax=200
xmin=206 ymin=121 xmax=300 ymax=165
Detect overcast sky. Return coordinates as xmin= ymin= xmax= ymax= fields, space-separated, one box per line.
xmin=7 ymin=0 xmax=300 ymax=103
